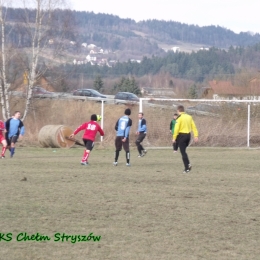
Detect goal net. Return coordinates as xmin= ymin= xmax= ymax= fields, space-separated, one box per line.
xmin=139 ymin=98 xmax=260 ymax=148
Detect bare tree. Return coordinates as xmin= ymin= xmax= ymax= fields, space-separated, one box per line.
xmin=0 ymin=0 xmax=71 ymax=120
xmin=0 ymin=1 xmax=10 ymax=119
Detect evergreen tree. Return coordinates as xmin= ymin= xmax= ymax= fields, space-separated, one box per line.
xmin=93 ymin=75 xmax=104 ymax=92
xmin=169 ymin=79 xmax=174 ymax=88
xmin=128 ymin=77 xmax=141 ymax=95
xmin=113 ymin=76 xmax=141 ymax=95
xmin=188 ymin=84 xmax=198 ymax=99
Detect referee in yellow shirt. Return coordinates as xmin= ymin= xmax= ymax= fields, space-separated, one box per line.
xmin=172 ymin=105 xmax=199 ymax=173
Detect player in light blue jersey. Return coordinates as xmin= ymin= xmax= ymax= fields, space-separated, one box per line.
xmin=113 ymin=108 xmax=132 ymax=166
xmin=135 ymin=112 xmax=147 ymax=157
xmin=5 ymin=111 xmax=25 ymax=158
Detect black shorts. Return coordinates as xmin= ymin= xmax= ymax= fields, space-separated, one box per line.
xmin=115 ymin=136 xmax=129 ymax=151
xmin=176 ymin=133 xmax=191 ymax=148
xmin=6 ymin=135 xmax=19 ymax=146
xmin=136 ymin=132 xmax=146 ymax=143
xmin=83 ymin=139 xmax=94 ymax=151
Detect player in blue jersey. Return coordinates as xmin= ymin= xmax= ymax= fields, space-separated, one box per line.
xmin=135 ymin=112 xmax=147 ymax=157
xmin=113 ymin=108 xmax=132 ymax=166
xmin=5 ymin=111 xmax=25 ymax=158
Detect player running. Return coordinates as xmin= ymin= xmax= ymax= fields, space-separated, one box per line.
xmin=172 ymin=105 xmax=198 ymax=173
xmin=69 ymin=114 xmax=104 ymax=166
xmin=0 ymin=120 xmax=7 ymax=158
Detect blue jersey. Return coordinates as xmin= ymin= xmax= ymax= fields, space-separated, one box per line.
xmin=5 ymin=118 xmax=25 ymax=138
xmin=115 ymin=116 xmax=132 ymax=138
xmin=138 ymin=118 xmax=147 ymax=133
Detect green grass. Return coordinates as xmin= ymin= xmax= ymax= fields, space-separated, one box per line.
xmin=0 ymin=147 xmax=260 ymax=260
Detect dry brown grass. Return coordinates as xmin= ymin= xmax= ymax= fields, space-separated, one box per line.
xmin=6 ymin=97 xmax=141 ymax=146
xmin=3 ymin=97 xmax=260 ymax=148
xmin=142 ymin=101 xmax=260 ymax=147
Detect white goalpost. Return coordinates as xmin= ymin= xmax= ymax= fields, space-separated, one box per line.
xmin=100 ymin=100 xmax=104 ymax=143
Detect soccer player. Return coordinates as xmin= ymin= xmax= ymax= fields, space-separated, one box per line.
xmin=5 ymin=111 xmax=25 ymax=158
xmin=172 ymin=105 xmax=198 ymax=173
xmin=135 ymin=112 xmax=147 ymax=157
xmin=170 ymin=113 xmax=179 ymax=152
xmin=114 ymin=108 xmax=132 ymax=166
xmin=0 ymin=120 xmax=7 ymax=158
xmin=69 ymin=114 xmax=104 ymax=165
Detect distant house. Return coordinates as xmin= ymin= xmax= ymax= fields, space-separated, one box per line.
xmin=89 ymin=49 xmax=97 ymax=54
xmin=88 ymin=44 xmax=96 ymax=49
xmin=73 ymin=59 xmax=81 ymax=65
xmin=130 ymin=59 xmax=141 ymax=63
xmin=202 ymin=80 xmax=260 ymax=100
xmin=107 ymin=60 xmax=118 ymax=67
xmin=76 ymin=59 xmax=87 ymax=65
xmin=81 ymin=43 xmax=87 ymax=48
xmin=171 ymin=47 xmax=180 ymax=53
xmin=86 ymin=55 xmax=97 ymax=62
xmin=11 ymin=73 xmax=55 ymax=92
xmin=96 ymin=58 xmax=108 ymax=66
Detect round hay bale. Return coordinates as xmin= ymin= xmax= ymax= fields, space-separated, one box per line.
xmin=38 ymin=125 xmax=75 ymax=148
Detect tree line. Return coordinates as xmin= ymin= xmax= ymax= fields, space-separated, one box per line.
xmin=59 ymin=43 xmax=260 ymax=82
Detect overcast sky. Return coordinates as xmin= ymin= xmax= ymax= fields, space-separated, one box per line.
xmin=67 ymin=0 xmax=260 ymax=34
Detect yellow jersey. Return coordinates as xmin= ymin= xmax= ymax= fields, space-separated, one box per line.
xmin=173 ymin=112 xmax=198 ymax=140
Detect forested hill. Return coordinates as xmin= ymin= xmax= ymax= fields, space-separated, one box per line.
xmin=68 ymin=11 xmax=260 ymax=48
xmin=5 ymin=7 xmax=260 ymax=53
xmin=139 ymin=20 xmax=260 ymax=47
xmin=70 ymin=11 xmax=260 ymax=48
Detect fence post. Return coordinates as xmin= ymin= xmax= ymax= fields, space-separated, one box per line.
xmin=247 ymin=103 xmax=250 ymax=148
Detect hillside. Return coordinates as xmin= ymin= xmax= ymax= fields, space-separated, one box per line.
xmin=3 ymin=7 xmax=260 ymax=95
xmin=4 ymin=8 xmax=260 ymax=62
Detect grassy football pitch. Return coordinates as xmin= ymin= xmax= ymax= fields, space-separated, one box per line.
xmin=0 ymin=147 xmax=260 ymax=260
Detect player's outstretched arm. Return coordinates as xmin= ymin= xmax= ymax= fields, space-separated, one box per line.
xmin=98 ymin=125 xmax=105 ymax=136
xmin=73 ymin=123 xmax=87 ymax=136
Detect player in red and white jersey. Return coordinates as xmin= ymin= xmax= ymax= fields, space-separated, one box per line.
xmin=0 ymin=120 xmax=7 ymax=158
xmin=69 ymin=114 xmax=104 ymax=165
